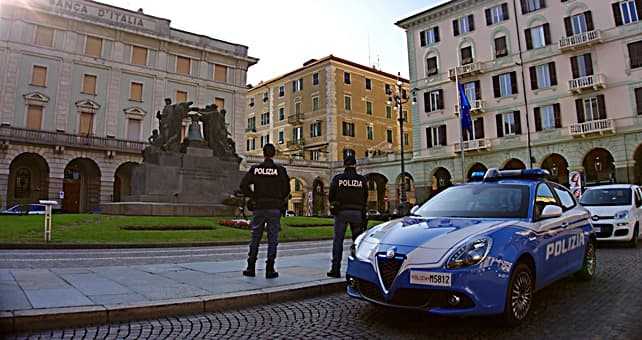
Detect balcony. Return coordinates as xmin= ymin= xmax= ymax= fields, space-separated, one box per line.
xmin=559 ymin=30 xmax=601 ymax=50
xmin=454 ymin=139 xmax=490 ymax=152
xmin=245 ymin=127 xmax=257 ymax=135
xmin=568 ymin=74 xmax=606 ymax=93
xmin=448 ymin=62 xmax=483 ymax=80
xmin=288 ymin=113 xmax=304 ymax=125
xmin=286 ymin=138 xmax=305 ymax=149
xmin=569 ymin=118 xmax=614 ymax=136
xmin=454 ymin=99 xmax=485 ymax=114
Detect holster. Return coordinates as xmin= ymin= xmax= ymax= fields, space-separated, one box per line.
xmin=329 ymin=201 xmax=340 ymax=215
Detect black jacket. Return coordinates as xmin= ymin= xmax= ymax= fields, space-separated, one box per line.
xmin=329 ymin=167 xmax=367 ymax=211
xmin=240 ymin=158 xmax=290 ymax=210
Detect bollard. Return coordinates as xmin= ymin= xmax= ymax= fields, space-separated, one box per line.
xmin=39 ymin=200 xmax=58 ymax=241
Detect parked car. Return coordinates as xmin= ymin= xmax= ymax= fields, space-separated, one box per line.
xmin=579 ymin=184 xmax=642 ymax=247
xmin=1 ymin=203 xmax=47 ymax=215
xmin=346 ymin=168 xmax=596 ymax=326
xmin=366 ymin=209 xmax=381 ymax=218
xmin=284 ymin=210 xmax=296 ymax=217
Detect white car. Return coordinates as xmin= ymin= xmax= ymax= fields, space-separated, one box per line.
xmin=1 ymin=204 xmax=46 ymax=215
xmin=579 ymin=184 xmax=642 ymax=247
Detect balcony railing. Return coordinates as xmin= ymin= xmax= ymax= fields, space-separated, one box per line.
xmin=0 ymin=125 xmax=147 ymax=154
xmin=454 ymin=99 xmax=485 ymax=114
xmin=448 ymin=62 xmax=483 ymax=79
xmin=454 ymin=139 xmax=490 ymax=152
xmin=568 ymin=74 xmax=606 ymax=92
xmin=288 ymin=113 xmax=304 ymax=125
xmin=244 ymin=127 xmax=257 ymax=133
xmin=559 ymin=30 xmax=601 ymax=50
xmin=286 ymin=139 xmax=305 ymax=149
xmin=568 ymin=118 xmax=614 ymax=136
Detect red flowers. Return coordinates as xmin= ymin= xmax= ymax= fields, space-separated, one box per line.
xmin=219 ymin=219 xmax=252 ymax=229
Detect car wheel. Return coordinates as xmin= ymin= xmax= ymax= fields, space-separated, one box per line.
xmin=502 ymin=263 xmax=533 ymax=327
xmin=575 ymin=239 xmax=596 ymax=281
xmin=627 ymin=225 xmax=639 ymax=248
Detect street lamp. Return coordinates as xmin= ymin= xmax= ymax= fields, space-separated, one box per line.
xmin=387 ymin=72 xmax=409 ymax=216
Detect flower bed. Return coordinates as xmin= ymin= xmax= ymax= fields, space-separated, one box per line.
xmin=219 ymin=219 xmax=252 ymax=229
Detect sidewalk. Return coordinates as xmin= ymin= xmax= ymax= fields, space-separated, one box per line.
xmin=0 ymin=249 xmax=347 ymax=334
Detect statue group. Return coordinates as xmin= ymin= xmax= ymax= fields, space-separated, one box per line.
xmin=147 ymin=98 xmax=237 ymax=159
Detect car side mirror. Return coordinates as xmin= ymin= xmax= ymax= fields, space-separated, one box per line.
xmin=410 ymin=205 xmax=420 ymax=215
xmin=540 ymin=205 xmax=563 ymax=219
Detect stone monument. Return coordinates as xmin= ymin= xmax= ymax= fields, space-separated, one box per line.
xmin=101 ymin=99 xmax=242 ymax=216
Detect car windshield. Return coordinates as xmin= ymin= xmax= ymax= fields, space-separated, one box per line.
xmin=579 ymin=188 xmax=632 ymax=206
xmin=414 ymin=184 xmax=530 ymax=219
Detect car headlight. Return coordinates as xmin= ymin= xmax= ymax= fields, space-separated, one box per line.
xmin=446 ymin=236 xmax=493 ymax=269
xmin=614 ymin=210 xmax=629 ymax=220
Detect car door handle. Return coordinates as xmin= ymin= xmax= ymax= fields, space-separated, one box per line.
xmin=560 ymin=222 xmax=569 ymax=228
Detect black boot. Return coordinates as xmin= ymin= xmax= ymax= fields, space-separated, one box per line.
xmin=265 ymin=261 xmax=279 ymax=279
xmin=243 ymin=260 xmax=255 ymax=277
xmin=326 ymin=268 xmax=340 ymax=278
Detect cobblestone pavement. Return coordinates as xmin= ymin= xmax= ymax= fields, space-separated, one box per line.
xmin=6 ymin=245 xmax=641 ymax=339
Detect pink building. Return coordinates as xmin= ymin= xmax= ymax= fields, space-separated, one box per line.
xmin=396 ymin=0 xmax=642 ymax=193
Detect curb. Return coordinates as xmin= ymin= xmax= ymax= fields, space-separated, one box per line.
xmin=1 ymin=280 xmax=346 ymax=334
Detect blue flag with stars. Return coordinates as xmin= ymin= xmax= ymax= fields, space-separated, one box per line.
xmin=458 ymin=82 xmax=472 ymax=134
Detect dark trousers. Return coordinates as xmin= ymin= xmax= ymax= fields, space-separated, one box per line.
xmin=247 ymin=209 xmax=281 ymax=264
xmin=330 ymin=210 xmax=364 ymax=271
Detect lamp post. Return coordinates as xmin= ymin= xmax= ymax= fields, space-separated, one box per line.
xmin=387 ymin=72 xmax=409 ymax=216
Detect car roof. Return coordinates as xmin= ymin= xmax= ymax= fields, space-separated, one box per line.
xmin=584 ymin=184 xmax=636 ymax=190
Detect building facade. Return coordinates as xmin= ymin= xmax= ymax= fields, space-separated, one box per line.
xmin=392 ymin=0 xmax=642 ymax=201
xmin=0 ymin=0 xmax=257 ymax=211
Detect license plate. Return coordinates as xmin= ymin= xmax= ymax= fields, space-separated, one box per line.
xmin=410 ymin=271 xmax=451 ymax=287
xmin=593 ymin=226 xmax=601 ymax=232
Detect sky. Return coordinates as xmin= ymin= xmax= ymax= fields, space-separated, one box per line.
xmin=101 ymin=0 xmax=448 ymax=86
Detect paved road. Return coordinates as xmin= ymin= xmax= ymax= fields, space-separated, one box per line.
xmin=5 ymin=245 xmax=640 ymax=339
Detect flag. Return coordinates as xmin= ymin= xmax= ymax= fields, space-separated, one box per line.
xmin=458 ymin=82 xmax=472 ymax=134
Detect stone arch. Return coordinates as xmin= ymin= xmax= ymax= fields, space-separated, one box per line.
xmin=467 ymin=162 xmax=487 ymax=179
xmin=583 ymin=148 xmax=615 ymax=185
xmin=502 ymin=158 xmax=526 ymax=170
xmin=565 ymin=1 xmax=590 ymax=16
xmin=457 ymin=37 xmax=477 ymax=65
xmin=525 ymin=14 xmax=549 ymax=28
xmin=422 ymin=47 xmax=442 ymax=78
xmin=489 ymin=26 xmax=512 ymax=58
xmin=113 ymin=162 xmax=138 ymax=202
xmin=365 ymin=172 xmax=389 ymax=213
xmin=540 ymin=153 xmax=569 ymax=186
xmin=62 ymin=158 xmax=101 ymax=213
xmin=7 ymin=153 xmax=50 ymax=207
xmin=431 ymin=167 xmax=452 ymax=198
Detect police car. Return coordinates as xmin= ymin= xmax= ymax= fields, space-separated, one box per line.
xmin=346 ymin=168 xmax=596 ymax=326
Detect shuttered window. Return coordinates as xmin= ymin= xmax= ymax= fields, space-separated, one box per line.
xmin=426 ymin=56 xmax=438 ymax=76
xmin=176 ymin=56 xmax=190 ymax=75
xmin=132 ymin=46 xmax=147 ymax=66
xmin=127 ymin=118 xmax=141 ymax=140
xmin=31 ymin=66 xmax=47 ymax=87
xmin=85 ymin=36 xmax=102 ymax=57
xmin=176 ymin=90 xmax=187 ymax=103
xmin=635 ymin=87 xmax=642 ymax=115
xmin=130 ymin=82 xmax=143 ymax=101
xmin=35 ymin=26 xmax=54 ymax=47
xmin=628 ymin=41 xmax=642 ymax=68
xmin=215 ymin=97 xmax=225 ymax=111
xmin=26 ymin=105 xmax=43 ymax=129
xmin=82 ymin=74 xmax=97 ymax=94
xmin=214 ymin=64 xmax=227 ymax=82
xmin=495 ymin=36 xmax=508 ymax=57
xmin=79 ymin=112 xmax=93 ymax=135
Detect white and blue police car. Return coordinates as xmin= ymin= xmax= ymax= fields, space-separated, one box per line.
xmin=346 ymin=168 xmax=596 ymax=326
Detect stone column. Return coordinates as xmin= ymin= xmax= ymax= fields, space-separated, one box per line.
xmin=613 ymin=160 xmax=635 ymax=184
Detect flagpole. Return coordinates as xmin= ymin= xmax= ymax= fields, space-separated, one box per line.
xmin=455 ymin=66 xmax=465 ymax=183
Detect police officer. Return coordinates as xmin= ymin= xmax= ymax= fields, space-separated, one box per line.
xmin=327 ymin=155 xmax=367 ymax=278
xmin=239 ymin=143 xmax=290 ymax=279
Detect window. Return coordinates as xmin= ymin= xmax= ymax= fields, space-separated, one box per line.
xmin=31 ymin=65 xmax=47 ymax=87
xmin=575 ymin=95 xmax=606 ymax=122
xmin=366 ymin=101 xmax=373 ymax=115
xmin=564 ymin=12 xmax=593 ymax=37
xmin=310 ymin=150 xmax=321 ymax=161
xmin=552 ymin=184 xmax=576 ymax=210
xmin=420 ymin=26 xmax=440 ymax=46
xmin=79 ymin=111 xmax=94 ymax=135
xmin=310 ymin=121 xmax=322 ymax=137
xmin=635 ymin=87 xmax=642 ymax=115
xmin=312 ymin=96 xmax=320 ymax=111
xmin=426 ymin=125 xmax=447 ymax=148
xmin=292 ymin=126 xmax=302 ymax=140
xmin=486 ymin=3 xmax=509 ymax=25
xmin=493 ymin=71 xmax=517 ymax=97
xmin=385 ymin=84 xmax=392 ymax=95
xmin=495 ymin=36 xmax=508 ymax=57
xmin=496 ymin=111 xmax=521 ymax=137
xmin=344 ymin=72 xmax=351 ymax=84
xmin=260 ymin=112 xmax=270 ymax=125
xmin=521 ymin=0 xmax=545 ymax=14
xmin=525 ymin=23 xmax=550 ymax=49
xmin=279 ymin=85 xmax=285 ymax=97
xmin=424 ymin=89 xmax=443 ymax=112
xmin=628 ymin=41 xmax=642 ymax=69
xmin=176 ymin=56 xmax=190 ymax=75
xmin=344 ymin=95 xmax=352 ymax=111
xmin=34 ymin=26 xmax=54 ymax=47
xmin=263 ymin=91 xmax=269 ymax=103
xmin=260 ymin=134 xmax=270 ymax=147
xmin=132 ymin=46 xmax=147 ymax=66
xmin=292 ymin=78 xmax=303 ymax=92
xmin=26 ymin=104 xmax=43 ymax=129
xmin=570 ymin=53 xmax=593 ymax=78
xmin=295 ymin=102 xmax=301 ymax=115
xmin=460 ymin=46 xmax=473 ymax=65
xmin=534 ymin=104 xmax=561 ymax=131
xmin=365 ymin=78 xmax=372 ymax=90
xmin=464 ymin=80 xmax=481 ymax=101
xmin=386 ymin=106 xmax=392 ymax=119
xmin=278 ymin=130 xmax=284 ymax=144
xmin=529 ymin=62 xmax=557 ymax=89
xmin=249 ymin=96 xmax=255 ymax=107
xmin=127 ymin=118 xmax=141 ymax=140
xmin=535 ymin=183 xmax=557 ymax=218
xmin=82 ymin=74 xmax=97 ymax=94
xmin=342 ymin=121 xmax=355 ymax=137
xmin=130 ymin=82 xmax=143 ymax=101
xmin=247 ymin=116 xmax=256 ymax=130
xmin=214 ymin=64 xmax=227 ymax=82
xmin=366 ymin=125 xmax=374 ymax=140
xmin=426 ymin=56 xmax=438 ymax=76
xmin=453 ymin=15 xmax=475 ymax=36
xmin=85 ymin=36 xmax=102 ymax=57
xmin=404 ymin=132 xmax=410 ymax=146
xmin=176 ymin=90 xmax=187 ymax=103
xmin=246 ymin=138 xmax=256 ymax=151
xmin=463 ymin=117 xmax=485 ymax=141
xmin=278 ymin=106 xmax=285 ymax=120
xmin=613 ymin=1 xmax=640 ymax=26
xmin=215 ymin=97 xmax=225 ymax=111
xmin=386 ymin=129 xmax=393 ymax=143
xmin=312 ymin=72 xmax=319 ymax=85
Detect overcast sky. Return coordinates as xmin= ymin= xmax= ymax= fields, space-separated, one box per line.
xmin=101 ymin=0 xmax=448 ymax=85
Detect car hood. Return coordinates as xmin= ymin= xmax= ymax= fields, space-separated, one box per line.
xmin=581 ymin=205 xmax=632 ymax=216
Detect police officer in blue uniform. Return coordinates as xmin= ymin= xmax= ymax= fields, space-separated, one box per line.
xmin=240 ymin=143 xmax=290 ymax=278
xmin=327 ymin=155 xmax=368 ymax=278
